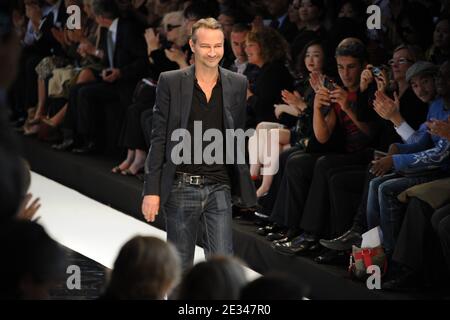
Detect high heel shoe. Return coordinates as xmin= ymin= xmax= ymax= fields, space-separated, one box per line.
xmin=121 ymin=167 xmax=144 ymax=176
xmin=111 ymin=166 xmax=122 ymax=174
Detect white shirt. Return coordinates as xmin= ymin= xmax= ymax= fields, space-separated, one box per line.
xmin=50 ymin=0 xmax=62 ymax=27
xmin=108 ymin=18 xmax=119 ymax=47
xmin=23 ymin=4 xmax=52 ymax=45
xmin=233 ymin=59 xmax=248 ymax=75
xmin=395 ymin=121 xmax=416 ymax=142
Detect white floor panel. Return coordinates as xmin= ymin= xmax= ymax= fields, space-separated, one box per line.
xmin=29 ymin=172 xmax=259 ymax=280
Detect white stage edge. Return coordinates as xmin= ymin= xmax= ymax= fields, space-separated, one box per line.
xmin=29 ymin=172 xmax=260 ymax=281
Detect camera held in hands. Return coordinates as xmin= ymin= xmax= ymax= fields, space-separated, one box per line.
xmin=371 ymin=66 xmax=382 ymax=78
xmin=323 ymin=77 xmax=336 ymax=91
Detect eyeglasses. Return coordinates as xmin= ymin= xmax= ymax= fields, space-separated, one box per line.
xmin=388 ymin=58 xmax=414 ymax=66
xmin=165 ymin=24 xmax=181 ymax=32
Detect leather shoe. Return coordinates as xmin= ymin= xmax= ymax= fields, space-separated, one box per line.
xmin=72 ymin=141 xmax=96 ymax=154
xmin=314 ymin=248 xmax=348 ymax=265
xmin=266 ymin=231 xmax=286 ymax=241
xmin=274 ymin=236 xmax=321 ymax=256
xmin=319 ymin=228 xmax=362 ymax=251
xmin=256 ymin=223 xmax=283 ymax=236
xmin=52 ymin=139 xmax=74 ymax=151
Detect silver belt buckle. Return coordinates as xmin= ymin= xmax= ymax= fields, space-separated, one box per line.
xmin=189 ymin=175 xmax=202 ymax=185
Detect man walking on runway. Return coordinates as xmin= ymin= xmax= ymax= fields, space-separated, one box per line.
xmin=141 ymin=18 xmax=256 ymax=270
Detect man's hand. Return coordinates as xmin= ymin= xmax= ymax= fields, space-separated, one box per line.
xmin=313 ymin=87 xmax=331 ymax=110
xmin=370 ymin=155 xmax=393 ymax=177
xmin=102 ymin=68 xmax=121 ymax=83
xmin=360 ymin=65 xmax=375 ymax=92
xmin=142 ymin=195 xmax=160 ymax=223
xmin=25 ymin=3 xmax=42 ymax=30
xmin=427 ymin=117 xmax=450 ymax=140
xmin=330 ymin=85 xmax=349 ymax=112
xmin=16 ymin=193 xmax=41 ymax=221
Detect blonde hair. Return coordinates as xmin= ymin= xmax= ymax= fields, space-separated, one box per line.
xmin=191 ymin=17 xmax=224 ymax=43
xmin=162 ymin=11 xmax=187 ymax=46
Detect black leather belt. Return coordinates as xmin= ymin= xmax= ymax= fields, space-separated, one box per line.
xmin=175 ymin=172 xmax=214 ymax=186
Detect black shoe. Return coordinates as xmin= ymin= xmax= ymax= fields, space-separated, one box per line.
xmin=256 ymin=223 xmax=283 ymax=236
xmin=52 ymin=139 xmax=74 ymax=151
xmin=274 ymin=236 xmax=321 ymax=256
xmin=319 ymin=228 xmax=362 ymax=251
xmin=271 ymin=236 xmax=289 ymax=246
xmin=266 ymin=231 xmax=287 ymax=241
xmin=314 ymin=248 xmax=348 ymax=265
xmin=72 ymin=141 xmax=96 ymax=154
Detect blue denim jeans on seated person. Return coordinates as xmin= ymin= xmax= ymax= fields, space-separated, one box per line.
xmin=163 ymin=181 xmax=233 ymax=271
xmin=367 ymin=173 xmax=440 ymax=253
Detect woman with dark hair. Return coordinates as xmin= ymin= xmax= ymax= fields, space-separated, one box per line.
xmin=245 ymin=26 xmax=293 ymax=128
xmin=248 ymin=39 xmax=331 ymax=197
xmin=101 ymin=236 xmax=181 ymax=300
xmin=177 ymin=256 xmax=247 ymax=300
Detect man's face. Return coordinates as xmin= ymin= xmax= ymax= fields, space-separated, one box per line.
xmin=336 ymin=55 xmax=362 ymax=91
xmin=190 ymin=28 xmax=224 ymax=69
xmin=230 ymin=31 xmax=248 ymax=63
xmin=436 ymin=62 xmax=450 ymax=98
xmin=411 ymin=75 xmax=436 ymax=103
xmin=218 ymin=14 xmax=234 ymax=40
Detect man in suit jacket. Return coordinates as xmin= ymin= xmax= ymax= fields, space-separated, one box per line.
xmin=265 ymin=0 xmax=299 ymax=42
xmin=57 ymin=0 xmax=149 ymax=153
xmin=142 ymin=18 xmax=257 ymax=270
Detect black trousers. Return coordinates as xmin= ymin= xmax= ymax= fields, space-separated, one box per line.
xmin=62 ymin=82 xmax=99 ymax=140
xmin=269 ymin=151 xmax=322 ymax=229
xmin=13 ymin=52 xmax=44 ymax=116
xmin=394 ymin=198 xmax=450 ymax=285
xmin=259 ymin=145 xmax=304 ymax=216
xmin=328 ymin=166 xmax=366 ymax=237
xmin=118 ymin=85 xmax=156 ymax=151
xmin=432 ymin=203 xmax=450 ymax=274
xmin=300 ymin=150 xmax=373 ymax=237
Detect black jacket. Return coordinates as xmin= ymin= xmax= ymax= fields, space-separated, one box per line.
xmin=143 ymin=65 xmax=257 ymax=208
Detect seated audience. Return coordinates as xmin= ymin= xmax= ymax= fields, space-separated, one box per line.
xmin=101 ymin=236 xmax=181 ymax=300
xmin=177 ymin=256 xmax=247 ymax=300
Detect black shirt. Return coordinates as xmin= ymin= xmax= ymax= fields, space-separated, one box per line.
xmin=176 ymin=76 xmax=230 ymax=185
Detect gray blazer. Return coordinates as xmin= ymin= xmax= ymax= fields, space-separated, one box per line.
xmin=143 ymin=65 xmax=257 ymax=208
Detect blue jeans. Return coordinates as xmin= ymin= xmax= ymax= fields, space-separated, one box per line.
xmin=164 ymin=181 xmax=233 ymax=270
xmin=367 ymin=173 xmax=439 ymax=253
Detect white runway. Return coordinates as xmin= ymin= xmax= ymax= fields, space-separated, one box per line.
xmin=29 ymin=172 xmax=260 ymax=280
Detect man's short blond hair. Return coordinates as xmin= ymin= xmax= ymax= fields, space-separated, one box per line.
xmin=191 ymin=18 xmax=224 ymax=43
